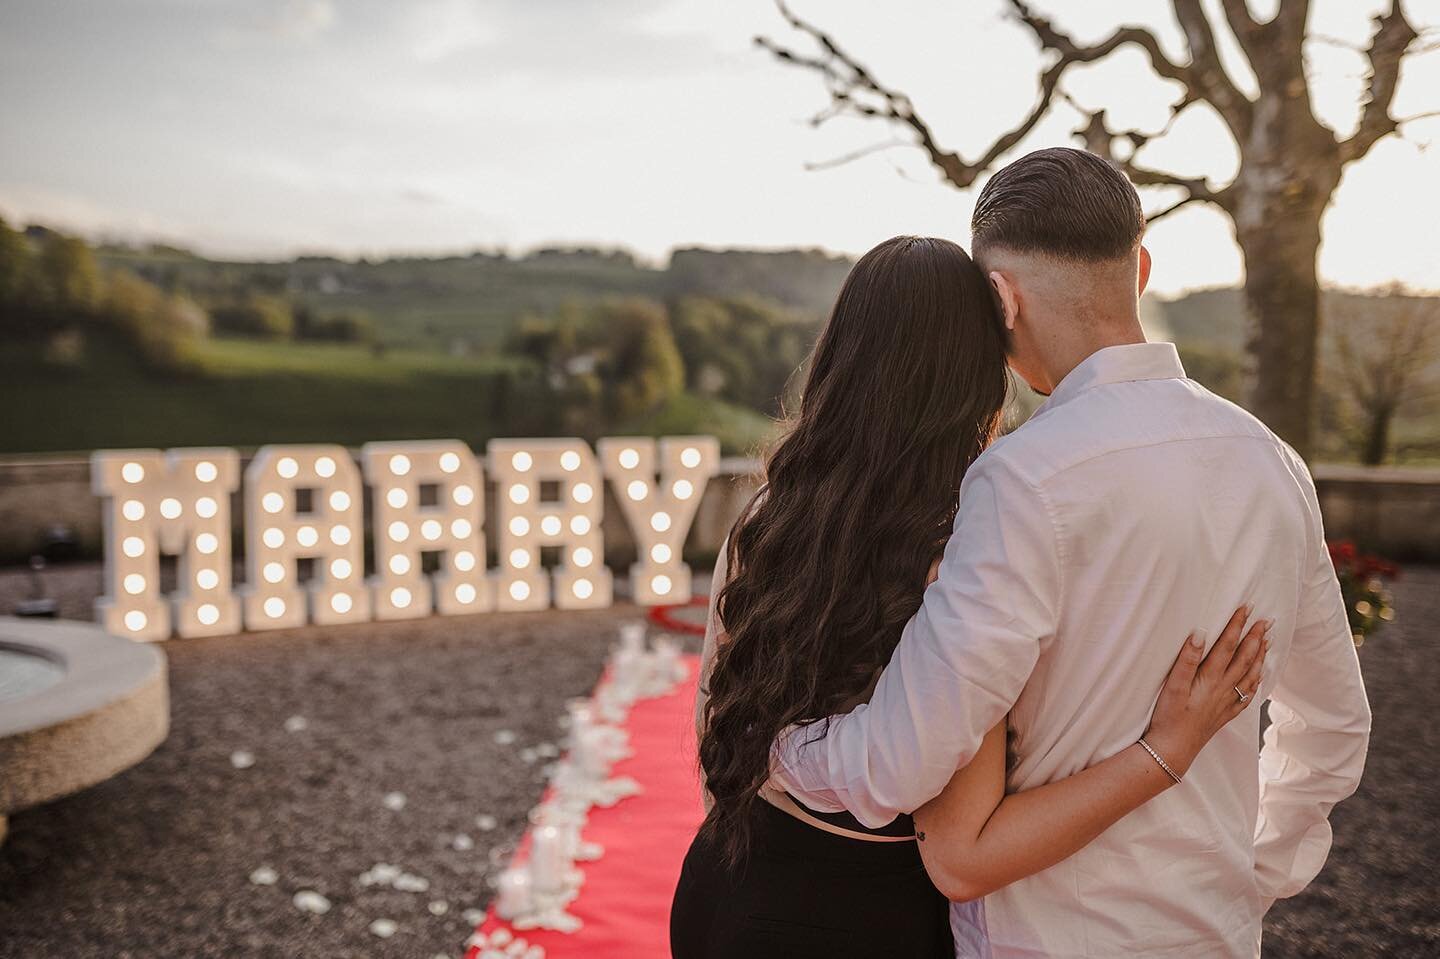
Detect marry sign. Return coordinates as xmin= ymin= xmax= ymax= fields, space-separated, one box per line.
xmin=91 ymin=437 xmax=719 ymax=641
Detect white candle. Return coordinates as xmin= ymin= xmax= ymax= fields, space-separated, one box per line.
xmin=530 ymin=824 xmax=567 ymax=892
xmin=495 ymin=867 xmax=532 ymax=919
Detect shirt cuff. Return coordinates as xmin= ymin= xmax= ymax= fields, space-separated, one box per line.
xmin=768 ymin=723 xmax=846 ymax=813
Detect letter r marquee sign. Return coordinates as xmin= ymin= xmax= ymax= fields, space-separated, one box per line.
xmin=92 ymin=436 xmax=720 ymax=641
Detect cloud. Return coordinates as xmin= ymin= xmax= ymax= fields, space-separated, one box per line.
xmin=401 ymin=0 xmax=496 ymax=63
xmin=0 ymin=183 xmax=198 ymax=246
xmin=257 ymin=0 xmax=337 ymax=41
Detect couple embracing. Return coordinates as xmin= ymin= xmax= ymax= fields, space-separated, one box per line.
xmin=670 ymin=148 xmax=1370 ymax=958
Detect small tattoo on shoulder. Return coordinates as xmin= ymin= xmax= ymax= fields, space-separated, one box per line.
xmin=916 ymin=830 xmax=926 ymax=842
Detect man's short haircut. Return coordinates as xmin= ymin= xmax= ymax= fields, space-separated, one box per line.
xmin=971 ymin=147 xmax=1145 ymax=262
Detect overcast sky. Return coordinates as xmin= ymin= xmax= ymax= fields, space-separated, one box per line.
xmin=1 ymin=0 xmax=1437 ymax=295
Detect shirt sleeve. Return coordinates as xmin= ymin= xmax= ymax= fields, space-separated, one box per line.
xmin=768 ymin=452 xmax=1060 ymax=828
xmin=1254 ymin=455 xmax=1371 ymax=908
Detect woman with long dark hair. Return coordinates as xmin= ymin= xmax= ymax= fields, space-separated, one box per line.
xmin=669 ymin=236 xmax=1266 ymax=958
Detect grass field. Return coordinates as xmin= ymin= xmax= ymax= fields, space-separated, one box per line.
xmin=0 ymin=337 xmax=772 ymax=455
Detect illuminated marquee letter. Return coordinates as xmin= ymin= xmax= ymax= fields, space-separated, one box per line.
xmin=92 ymin=448 xmax=241 ymax=640
xmin=488 ymin=438 xmax=611 ymax=611
xmin=242 ymin=445 xmax=369 ymax=630
xmin=598 ymin=436 xmax=718 ymax=605
xmin=362 ymin=440 xmax=491 ymax=618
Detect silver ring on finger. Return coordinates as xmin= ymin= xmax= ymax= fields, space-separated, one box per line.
xmin=1234 ymin=685 xmax=1250 ymax=704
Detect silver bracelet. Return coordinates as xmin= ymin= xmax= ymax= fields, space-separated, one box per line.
xmin=1138 ymin=738 xmax=1183 ymax=785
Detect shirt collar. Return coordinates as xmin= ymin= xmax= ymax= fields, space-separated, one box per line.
xmin=1033 ymin=342 xmax=1186 ymax=416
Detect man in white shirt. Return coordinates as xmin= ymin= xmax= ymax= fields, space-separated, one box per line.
xmin=770 ymin=147 xmax=1371 ymax=958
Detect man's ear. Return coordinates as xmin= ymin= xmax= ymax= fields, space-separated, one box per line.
xmin=988 ymin=271 xmax=1019 ymax=331
xmin=1137 ymin=245 xmax=1152 ymax=297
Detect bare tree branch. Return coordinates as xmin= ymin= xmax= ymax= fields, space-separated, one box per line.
xmin=1065 ymin=94 xmax=1231 ymax=211
xmin=1341 ymin=1 xmax=1421 ymax=163
xmin=757 ymin=0 xmax=1267 ymax=194
xmin=1219 ymin=0 xmax=1266 ymax=61
xmin=1272 ymin=0 xmax=1315 ymax=51
xmin=758 ymin=1 xmax=1100 ymax=188
xmin=802 ymin=139 xmax=912 ymax=172
xmin=1307 ymin=33 xmax=1366 ymax=52
xmin=756 ymin=3 xmax=984 ymax=188
xmin=1170 ymin=0 xmax=1254 ymax=133
xmin=1008 ymin=0 xmax=1253 ymax=137
xmin=1144 ymin=192 xmax=1207 ymax=223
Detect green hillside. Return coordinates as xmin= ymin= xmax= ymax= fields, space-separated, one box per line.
xmin=96 ymin=244 xmax=852 ymax=352
xmin=0 ymin=336 xmax=775 ymax=455
xmin=4 ymin=221 xmax=1436 ymax=464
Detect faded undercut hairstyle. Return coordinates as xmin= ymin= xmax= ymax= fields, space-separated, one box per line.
xmin=971 ymin=147 xmax=1145 ymax=263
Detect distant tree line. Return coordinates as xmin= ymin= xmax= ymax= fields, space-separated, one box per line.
xmin=0 ymin=218 xmax=206 ymax=374
xmin=5 ymin=218 xmax=1432 ymax=466
xmin=0 ymin=222 xmax=376 ymax=376
xmin=208 ymin=294 xmax=372 ymax=345
xmin=502 ymin=293 xmax=816 ymax=436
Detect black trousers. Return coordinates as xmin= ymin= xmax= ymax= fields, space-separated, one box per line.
xmin=670 ymin=800 xmax=953 ymax=958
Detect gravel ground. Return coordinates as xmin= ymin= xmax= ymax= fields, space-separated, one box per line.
xmin=0 ymin=563 xmax=699 ymax=959
xmin=0 ymin=564 xmax=1435 ymax=958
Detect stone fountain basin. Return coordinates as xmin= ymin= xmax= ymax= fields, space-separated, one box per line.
xmin=0 ymin=618 xmax=168 ymax=836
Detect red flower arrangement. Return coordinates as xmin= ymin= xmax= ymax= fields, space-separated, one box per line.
xmin=1326 ymin=540 xmax=1399 ymax=646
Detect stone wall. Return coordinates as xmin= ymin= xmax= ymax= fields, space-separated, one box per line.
xmin=0 ymin=453 xmax=1435 ymax=567
xmin=1312 ymin=464 xmax=1440 ymax=563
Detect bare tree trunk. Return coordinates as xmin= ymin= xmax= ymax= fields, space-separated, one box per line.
xmin=1235 ymin=202 xmax=1327 ymax=457
xmin=1362 ymin=405 xmax=1395 ymax=465
xmin=1229 ymin=42 xmax=1340 ymax=461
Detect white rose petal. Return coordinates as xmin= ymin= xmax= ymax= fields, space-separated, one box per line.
xmin=230 ymin=750 xmax=255 ymax=769
xmin=283 ymin=715 xmax=308 ymax=733
xmin=368 ymin=918 xmax=398 ymax=938
xmin=394 ymin=872 xmax=430 ymax=893
xmin=475 ymin=814 xmax=498 ymax=831
xmin=452 ymin=834 xmax=474 ymax=851
xmin=249 ymin=866 xmax=278 ymax=886
xmin=383 ymin=791 xmax=407 ymax=811
xmin=292 ymin=890 xmax=331 ymax=914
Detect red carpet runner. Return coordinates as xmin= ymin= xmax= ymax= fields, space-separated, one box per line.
xmin=467 ymin=654 xmax=705 ymax=958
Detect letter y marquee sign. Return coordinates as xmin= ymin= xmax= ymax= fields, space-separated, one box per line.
xmin=92 ymin=436 xmax=720 ymax=641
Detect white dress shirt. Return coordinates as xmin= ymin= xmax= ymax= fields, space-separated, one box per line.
xmin=771 ymin=343 xmax=1371 ymax=958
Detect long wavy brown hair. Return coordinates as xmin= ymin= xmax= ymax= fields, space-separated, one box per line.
xmin=698 ymin=235 xmax=1010 ymax=867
